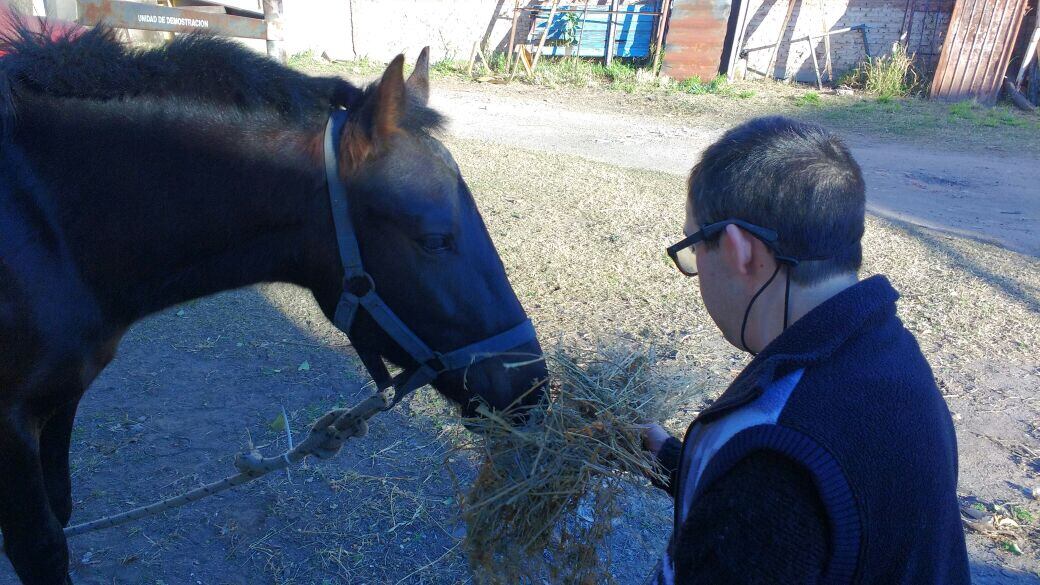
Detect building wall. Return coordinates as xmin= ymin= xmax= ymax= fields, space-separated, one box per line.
xmin=283 ymin=0 xmax=519 ymax=62
xmin=735 ymin=0 xmax=911 ymax=83
xmin=281 ymin=1 xmax=647 ymax=64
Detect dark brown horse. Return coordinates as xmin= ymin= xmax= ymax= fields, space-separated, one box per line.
xmin=0 ymin=19 xmax=546 ymax=585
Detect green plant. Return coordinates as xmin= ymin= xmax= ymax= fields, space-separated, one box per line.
xmin=675 ymin=74 xmax=730 ymax=95
xmin=843 ymin=43 xmax=919 ymax=99
xmin=491 ymin=51 xmax=509 ymax=74
xmin=431 ymin=58 xmax=463 ymax=76
xmin=562 ymin=12 xmax=583 ymax=47
xmin=948 ymin=100 xmax=977 ymax=120
xmin=286 ymin=50 xmax=316 ymax=68
xmin=795 ymin=91 xmax=821 ymax=107
xmin=999 ymin=540 xmax=1024 ymax=555
xmin=604 ymin=61 xmax=637 ymax=84
xmin=1012 ymin=505 xmax=1035 ymax=524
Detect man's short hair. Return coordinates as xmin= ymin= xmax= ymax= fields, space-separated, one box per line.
xmin=688 ymin=116 xmax=866 ymax=285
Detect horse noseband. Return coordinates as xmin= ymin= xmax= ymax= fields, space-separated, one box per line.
xmin=322 ymin=110 xmax=538 ymax=407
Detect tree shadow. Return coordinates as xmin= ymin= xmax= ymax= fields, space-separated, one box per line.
xmin=883 ymin=219 xmax=1040 ymax=316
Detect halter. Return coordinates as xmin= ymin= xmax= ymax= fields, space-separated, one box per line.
xmin=322 ymin=110 xmax=538 ymax=407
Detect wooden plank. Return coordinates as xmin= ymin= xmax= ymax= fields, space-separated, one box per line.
xmin=818 ymin=0 xmax=832 ymax=81
xmin=506 ymin=0 xmax=520 ymax=73
xmin=807 ymin=36 xmax=823 ymax=89
xmin=767 ymin=0 xmax=797 ymax=79
xmin=529 ymin=0 xmax=560 ymax=75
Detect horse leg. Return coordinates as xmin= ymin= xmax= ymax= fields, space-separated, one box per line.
xmin=0 ymin=410 xmax=72 ymax=585
xmin=40 ymin=399 xmax=81 ymax=527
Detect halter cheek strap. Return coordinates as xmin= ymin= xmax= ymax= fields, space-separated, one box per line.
xmin=322 ymin=110 xmax=537 ymax=407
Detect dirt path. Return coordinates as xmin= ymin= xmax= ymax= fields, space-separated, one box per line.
xmin=432 ymin=87 xmax=1040 ymax=257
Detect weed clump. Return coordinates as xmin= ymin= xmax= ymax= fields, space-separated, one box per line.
xmin=839 ymin=43 xmax=919 ymax=99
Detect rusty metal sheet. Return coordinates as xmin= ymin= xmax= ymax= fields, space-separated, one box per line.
xmin=660 ymin=0 xmax=732 ymax=81
xmin=77 ymin=0 xmax=267 ymax=39
xmin=930 ymin=0 xmax=1028 ymax=104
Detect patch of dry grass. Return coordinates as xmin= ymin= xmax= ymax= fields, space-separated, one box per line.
xmin=456 ymin=346 xmax=701 ymax=584
xmin=450 ymin=135 xmax=1040 ymax=405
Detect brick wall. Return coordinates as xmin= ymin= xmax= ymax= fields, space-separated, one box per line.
xmin=735 ymin=0 xmax=916 ymax=84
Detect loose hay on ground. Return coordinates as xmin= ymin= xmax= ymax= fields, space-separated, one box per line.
xmin=455 ymin=345 xmax=703 ymax=584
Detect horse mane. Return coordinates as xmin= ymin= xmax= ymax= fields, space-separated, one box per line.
xmin=0 ymin=15 xmax=443 ymax=136
xmin=0 ymin=17 xmax=355 ymax=119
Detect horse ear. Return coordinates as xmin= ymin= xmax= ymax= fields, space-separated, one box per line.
xmin=374 ymin=54 xmax=407 ymax=141
xmin=406 ymin=46 xmax=430 ymax=105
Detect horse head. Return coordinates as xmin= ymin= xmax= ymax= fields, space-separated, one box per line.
xmin=322 ymin=50 xmax=546 ymax=418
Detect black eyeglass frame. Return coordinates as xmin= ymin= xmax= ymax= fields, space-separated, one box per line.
xmin=666 ymin=218 xmax=797 ymax=276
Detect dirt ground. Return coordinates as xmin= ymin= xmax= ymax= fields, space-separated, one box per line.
xmin=1 ymin=76 xmax=1038 ymax=584
xmin=429 ymin=80 xmax=1040 ymax=257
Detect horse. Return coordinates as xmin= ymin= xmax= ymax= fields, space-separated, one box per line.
xmin=0 ymin=18 xmax=547 ymax=585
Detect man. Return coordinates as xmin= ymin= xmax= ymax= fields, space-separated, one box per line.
xmin=643 ymin=116 xmax=970 ymax=584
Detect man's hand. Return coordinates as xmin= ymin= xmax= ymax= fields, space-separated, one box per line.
xmin=641 ymin=423 xmax=672 ymax=456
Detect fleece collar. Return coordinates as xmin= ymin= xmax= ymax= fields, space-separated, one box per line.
xmin=695 ymin=275 xmax=900 ymax=424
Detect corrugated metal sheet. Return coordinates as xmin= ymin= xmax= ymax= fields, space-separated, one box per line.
xmin=660 ymin=0 xmax=732 ymax=81
xmin=930 ymin=0 xmax=1028 ymax=104
xmin=534 ymin=2 xmax=659 ymax=58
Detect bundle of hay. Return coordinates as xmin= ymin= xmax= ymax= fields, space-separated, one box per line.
xmin=457 ymin=345 xmax=701 ymax=584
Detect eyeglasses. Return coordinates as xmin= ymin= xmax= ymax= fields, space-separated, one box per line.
xmin=666 ymin=218 xmax=783 ymax=276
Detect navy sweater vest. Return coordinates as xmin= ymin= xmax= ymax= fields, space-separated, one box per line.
xmin=654 ymin=275 xmax=970 ymax=584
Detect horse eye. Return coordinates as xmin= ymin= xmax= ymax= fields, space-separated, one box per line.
xmin=418 ymin=234 xmax=453 ymax=253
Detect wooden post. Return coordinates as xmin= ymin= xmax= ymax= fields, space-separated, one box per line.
xmin=262 ymin=0 xmax=285 ymax=63
xmin=766 ymin=0 xmax=797 ymax=80
xmin=506 ymin=0 xmax=521 ymax=72
xmin=1015 ymin=23 xmax=1040 ymax=88
xmin=652 ymin=0 xmax=672 ymax=73
xmin=575 ymin=0 xmax=592 ymax=57
xmin=818 ymin=0 xmax=832 ymax=82
xmin=529 ymin=0 xmax=560 ymax=75
xmin=807 ymin=36 xmax=823 ymax=89
xmin=605 ymin=0 xmax=620 ymax=66
xmin=468 ymin=42 xmax=480 ymax=77
xmin=725 ymin=0 xmax=753 ymax=80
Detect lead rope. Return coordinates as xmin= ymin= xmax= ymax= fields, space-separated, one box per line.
xmin=63 ymin=389 xmax=394 ymax=537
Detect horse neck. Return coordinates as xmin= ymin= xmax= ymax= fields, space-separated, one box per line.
xmin=15 ymin=97 xmax=344 ymax=327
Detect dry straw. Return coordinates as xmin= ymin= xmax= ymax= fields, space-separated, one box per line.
xmin=455 ymin=344 xmax=703 ymax=584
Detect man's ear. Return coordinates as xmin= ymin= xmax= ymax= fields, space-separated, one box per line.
xmin=721 ymin=223 xmax=755 ymax=277
xmin=406 ymin=46 xmax=430 ymax=105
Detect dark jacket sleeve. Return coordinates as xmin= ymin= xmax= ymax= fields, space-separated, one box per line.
xmin=650 ymin=436 xmax=683 ymax=496
xmin=671 ymin=451 xmax=829 ymax=583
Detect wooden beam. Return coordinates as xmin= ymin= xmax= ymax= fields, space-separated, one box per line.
xmin=807 ymin=36 xmax=823 ymax=89
xmin=506 ymin=0 xmax=521 ymax=73
xmin=766 ymin=0 xmax=797 ymax=79
xmin=529 ymin=0 xmax=560 ymax=75
xmin=262 ymin=0 xmax=284 ymax=62
xmin=818 ymin=0 xmax=832 ymax=82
